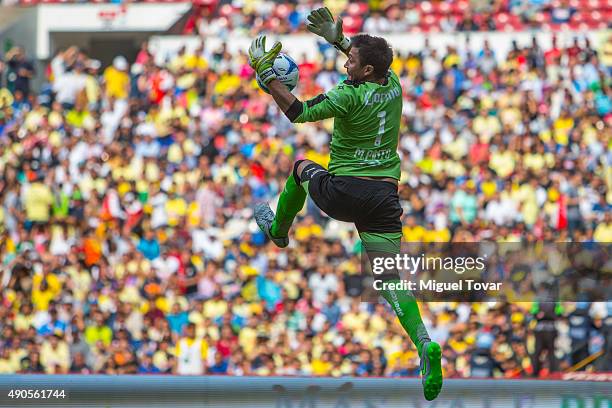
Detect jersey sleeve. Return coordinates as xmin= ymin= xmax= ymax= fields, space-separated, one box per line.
xmin=292 ymin=82 xmax=354 ymax=123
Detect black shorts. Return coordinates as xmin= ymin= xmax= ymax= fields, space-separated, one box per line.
xmin=299 ymin=162 xmax=402 ymax=233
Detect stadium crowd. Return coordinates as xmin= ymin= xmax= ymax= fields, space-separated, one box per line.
xmin=0 ymin=30 xmax=611 ymax=377
xmin=5 ymin=0 xmax=612 ymax=33
xmin=180 ymin=0 xmax=611 ymax=36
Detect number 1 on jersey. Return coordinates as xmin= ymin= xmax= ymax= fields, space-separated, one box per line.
xmin=375 ymin=111 xmax=386 ymax=146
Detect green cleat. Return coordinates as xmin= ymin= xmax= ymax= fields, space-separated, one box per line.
xmin=420 ymin=341 xmax=443 ymax=401
xmin=254 ymin=203 xmax=289 ymax=248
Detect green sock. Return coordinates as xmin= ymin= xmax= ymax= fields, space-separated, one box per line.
xmin=360 ymin=231 xmax=431 ymax=357
xmin=270 ymin=174 xmax=307 ymax=238
xmin=380 ymin=279 xmax=431 ymax=357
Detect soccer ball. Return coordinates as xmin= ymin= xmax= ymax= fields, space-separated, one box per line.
xmin=256 ymin=52 xmax=299 ymax=94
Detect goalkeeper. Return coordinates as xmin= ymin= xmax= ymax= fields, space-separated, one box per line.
xmin=248 ymin=7 xmax=442 ymax=401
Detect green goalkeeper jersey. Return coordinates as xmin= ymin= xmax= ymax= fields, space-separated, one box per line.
xmin=293 ymin=70 xmax=402 ymax=180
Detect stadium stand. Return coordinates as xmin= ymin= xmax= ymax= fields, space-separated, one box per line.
xmin=0 ymin=5 xmax=610 ymax=378
xmin=5 ymin=0 xmax=612 ymax=33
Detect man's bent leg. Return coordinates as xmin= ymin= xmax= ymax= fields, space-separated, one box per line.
xmin=269 ymin=160 xmax=311 ymax=239
xmin=255 ymin=160 xmax=314 ymax=248
xmin=360 ymin=231 xmax=442 ymax=401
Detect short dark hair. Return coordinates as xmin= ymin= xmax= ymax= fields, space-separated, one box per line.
xmin=351 ymin=34 xmax=393 ymax=79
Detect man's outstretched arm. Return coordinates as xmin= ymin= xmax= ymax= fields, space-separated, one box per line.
xmin=306 ymin=7 xmax=352 ymax=57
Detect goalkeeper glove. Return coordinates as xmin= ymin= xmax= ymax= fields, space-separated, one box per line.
xmin=306 ymin=7 xmax=351 ymax=54
xmin=248 ymin=35 xmax=282 ymax=86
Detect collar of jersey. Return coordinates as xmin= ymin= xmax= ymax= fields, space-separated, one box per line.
xmin=343 ymin=71 xmax=390 ymax=87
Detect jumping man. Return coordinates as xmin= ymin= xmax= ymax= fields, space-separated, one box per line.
xmin=248 ymin=7 xmax=443 ymax=400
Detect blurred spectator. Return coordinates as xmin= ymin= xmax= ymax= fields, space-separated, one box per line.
xmin=23 ymin=174 xmax=53 ymax=225
xmin=70 ymin=351 xmax=92 ymax=374
xmin=19 ymin=351 xmax=44 ymax=373
xmin=457 ymin=10 xmax=479 ymax=31
xmin=569 ymin=302 xmax=593 ymax=368
xmin=85 ymin=313 xmax=113 ymax=348
xmin=5 ymin=46 xmax=34 ymax=98
xmin=167 ymin=302 xmax=189 ymax=336
xmin=208 ymin=352 xmax=229 ymax=374
xmin=0 ymin=348 xmax=18 ymax=373
xmin=532 ymin=301 xmax=561 ymax=376
xmin=469 ymin=348 xmax=498 ymax=377
xmin=104 ymin=56 xmax=130 ymax=100
xmin=53 ymin=62 xmax=87 ymax=110
xmin=40 ymin=333 xmax=70 ymax=374
xmin=550 ymin=0 xmax=576 ymax=24
xmin=137 ymin=352 xmax=161 ymax=374
xmin=176 ymin=323 xmax=208 ymax=375
xmin=138 ymin=229 xmax=161 ymax=260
